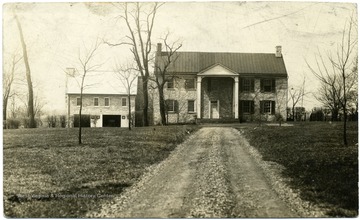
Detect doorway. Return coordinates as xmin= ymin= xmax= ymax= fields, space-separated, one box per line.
xmin=210 ymin=100 xmax=219 ymax=119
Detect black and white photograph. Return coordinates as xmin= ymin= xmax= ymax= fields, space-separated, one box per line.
xmin=3 ymin=1 xmax=358 ymax=218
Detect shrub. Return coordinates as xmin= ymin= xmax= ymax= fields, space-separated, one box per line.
xmin=6 ymin=119 xmax=21 ymax=129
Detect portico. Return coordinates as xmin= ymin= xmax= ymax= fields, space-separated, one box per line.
xmin=196 ymin=64 xmax=239 ymax=119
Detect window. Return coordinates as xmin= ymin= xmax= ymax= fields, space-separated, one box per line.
xmin=260 ymin=100 xmax=276 ymax=114
xmin=167 ymin=79 xmax=174 ymax=89
xmin=185 ymin=78 xmax=195 ymax=89
xmin=121 ymin=97 xmax=127 ymax=107
xmin=240 ymin=100 xmax=254 ymax=114
xmin=241 ymin=78 xmax=254 ymax=92
xmin=76 ymin=97 xmax=81 ymax=106
xmin=94 ymin=97 xmax=99 ymax=106
xmin=261 ymin=79 xmax=276 ymax=92
xmin=104 ymin=97 xmax=110 ymax=106
xmin=165 ymin=99 xmax=177 ymax=112
xmin=188 ymin=100 xmax=195 ymax=113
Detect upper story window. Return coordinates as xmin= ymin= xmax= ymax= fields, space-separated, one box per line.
xmin=261 ymin=79 xmax=276 ymax=93
xmin=104 ymin=97 xmax=110 ymax=107
xmin=167 ymin=78 xmax=174 ymax=89
xmin=185 ymin=78 xmax=195 ymax=90
xmin=94 ymin=97 xmax=99 ymax=106
xmin=121 ymin=97 xmax=127 ymax=107
xmin=76 ymin=97 xmax=81 ymax=106
xmin=241 ymin=78 xmax=254 ymax=92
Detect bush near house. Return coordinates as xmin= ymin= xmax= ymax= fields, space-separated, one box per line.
xmin=240 ymin=122 xmax=358 ymax=217
xmin=3 ymin=125 xmax=198 ymax=218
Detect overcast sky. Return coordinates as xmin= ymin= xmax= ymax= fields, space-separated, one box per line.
xmin=3 ymin=1 xmax=358 ymax=114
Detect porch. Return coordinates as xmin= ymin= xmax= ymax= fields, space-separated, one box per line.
xmin=196 ymin=64 xmax=239 ymax=119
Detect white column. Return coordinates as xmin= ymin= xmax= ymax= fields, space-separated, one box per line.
xmin=234 ymin=77 xmax=239 ymax=119
xmin=197 ymin=76 xmax=202 ymax=119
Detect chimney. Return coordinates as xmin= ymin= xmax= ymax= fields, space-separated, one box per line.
xmin=275 ymin=46 xmax=282 ymax=58
xmin=157 ymin=43 xmax=162 ymax=55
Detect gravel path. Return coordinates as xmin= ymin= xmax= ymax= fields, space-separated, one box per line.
xmin=88 ymin=127 xmax=312 ymax=218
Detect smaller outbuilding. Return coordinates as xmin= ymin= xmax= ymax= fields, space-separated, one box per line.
xmin=65 ymin=71 xmax=136 ymax=128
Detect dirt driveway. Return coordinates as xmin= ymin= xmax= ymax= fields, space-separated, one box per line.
xmin=89 ymin=127 xmax=299 ymax=218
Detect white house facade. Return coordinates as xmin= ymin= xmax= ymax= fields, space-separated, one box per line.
xmin=65 ymin=72 xmax=137 ymax=128
xmin=66 ymin=93 xmax=136 ymax=128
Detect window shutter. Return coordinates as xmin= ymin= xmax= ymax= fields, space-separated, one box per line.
xmin=260 ymin=101 xmax=264 ymax=114
xmin=251 ymin=101 xmax=255 ymax=114
xmin=271 ymin=101 xmax=276 ymax=115
xmin=272 ymin=79 xmax=276 ymax=92
xmin=240 ymin=79 xmax=243 ymax=92
xmin=175 ymin=100 xmax=179 ymax=113
xmin=165 ymin=100 xmax=170 ymax=112
xmin=260 ymin=79 xmax=264 ymax=92
xmin=251 ymin=79 xmax=255 ymax=92
xmin=239 ymin=100 xmax=243 ymax=113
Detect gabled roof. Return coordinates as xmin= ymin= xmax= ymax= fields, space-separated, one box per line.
xmin=158 ymin=51 xmax=287 ymax=76
xmin=198 ymin=63 xmax=239 ymax=76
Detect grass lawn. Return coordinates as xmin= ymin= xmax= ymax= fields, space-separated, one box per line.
xmin=3 ymin=125 xmax=199 ymax=218
xmin=239 ymin=122 xmax=358 ymax=217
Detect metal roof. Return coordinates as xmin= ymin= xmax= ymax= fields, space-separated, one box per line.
xmin=158 ymin=51 xmax=288 ymax=76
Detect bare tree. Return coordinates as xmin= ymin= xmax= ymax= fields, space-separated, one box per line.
xmin=106 ymin=2 xmax=163 ymax=126
xmin=3 ymin=53 xmax=21 ymax=128
xmin=14 ymin=13 xmax=36 ymax=128
xmin=114 ymin=62 xmax=139 ymax=130
xmin=329 ymin=17 xmax=357 ymax=146
xmin=307 ymin=16 xmax=357 ymax=146
xmin=288 ymin=77 xmax=306 ymax=121
xmin=71 ymin=40 xmax=102 ymax=144
xmin=19 ymin=91 xmax=46 ymax=127
xmin=153 ymin=35 xmax=182 ymax=125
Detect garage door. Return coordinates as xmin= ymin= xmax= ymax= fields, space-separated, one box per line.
xmin=102 ymin=115 xmax=121 ymax=127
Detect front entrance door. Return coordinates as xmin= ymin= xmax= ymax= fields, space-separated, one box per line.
xmin=210 ymin=100 xmax=219 ymax=119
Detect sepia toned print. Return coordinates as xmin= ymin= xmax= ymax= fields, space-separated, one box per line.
xmin=3 ymin=1 xmax=358 ymax=218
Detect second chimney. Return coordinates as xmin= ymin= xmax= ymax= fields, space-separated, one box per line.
xmin=275 ymin=46 xmax=282 ymax=58
xmin=157 ymin=43 xmax=162 ymax=55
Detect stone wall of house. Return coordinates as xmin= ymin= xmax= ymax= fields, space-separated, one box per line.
xmin=152 ymin=75 xmax=288 ymax=124
xmin=68 ymin=94 xmax=135 ymax=127
xmin=151 ymin=76 xmax=197 ymax=124
xmin=239 ymin=77 xmax=288 ymax=122
xmin=201 ymin=77 xmax=234 ymax=119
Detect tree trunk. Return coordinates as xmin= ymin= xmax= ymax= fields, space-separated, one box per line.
xmin=78 ymin=94 xmax=83 ymax=145
xmin=332 ymin=108 xmax=339 ymax=121
xmin=128 ymin=93 xmax=132 ymax=130
xmin=292 ymin=106 xmax=295 ymax=121
xmin=343 ymin=72 xmax=348 ymax=146
xmin=3 ymin=98 xmax=8 ymax=129
xmin=142 ymin=76 xmax=149 ymax=126
xmin=158 ymin=85 xmax=167 ymax=125
xmin=15 ymin=14 xmax=36 ymax=128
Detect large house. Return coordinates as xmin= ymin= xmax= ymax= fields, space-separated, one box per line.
xmin=151 ymin=44 xmax=288 ymax=124
xmin=66 ymin=72 xmax=136 ymax=128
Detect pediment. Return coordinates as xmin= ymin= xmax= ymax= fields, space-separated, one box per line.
xmin=198 ymin=63 xmax=238 ymax=76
